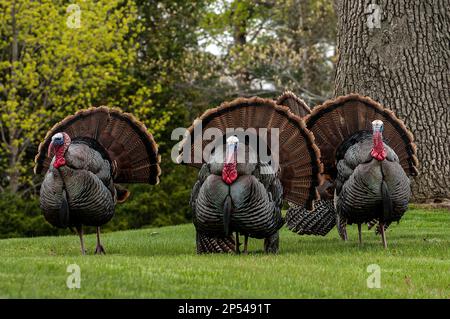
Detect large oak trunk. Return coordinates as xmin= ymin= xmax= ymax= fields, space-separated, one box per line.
xmin=334 ymin=0 xmax=450 ymax=202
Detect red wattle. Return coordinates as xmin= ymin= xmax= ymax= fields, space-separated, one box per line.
xmin=222 ymin=163 xmax=238 ymax=185
xmin=371 ymin=132 xmax=387 ymax=161
xmin=53 ymin=145 xmax=67 ymax=168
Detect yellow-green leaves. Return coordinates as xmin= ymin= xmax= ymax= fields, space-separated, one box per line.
xmin=0 ymin=0 xmax=144 ymax=192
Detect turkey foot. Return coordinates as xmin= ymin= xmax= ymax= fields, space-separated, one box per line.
xmin=95 ymin=244 xmax=106 ymax=255
xmin=95 ymin=227 xmax=106 ymax=255
xmin=76 ymin=225 xmax=86 ymax=255
xmin=264 ymin=232 xmax=279 ymax=254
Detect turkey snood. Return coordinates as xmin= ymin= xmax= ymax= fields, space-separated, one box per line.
xmin=370 ymin=120 xmax=387 ymax=161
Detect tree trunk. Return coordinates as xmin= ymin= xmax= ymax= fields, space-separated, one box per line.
xmin=334 ymin=0 xmax=450 ymax=202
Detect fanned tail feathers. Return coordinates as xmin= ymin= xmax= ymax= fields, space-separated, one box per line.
xmin=276 ymin=91 xmax=311 ymax=118
xmin=305 ymin=94 xmax=418 ymax=179
xmin=34 ymin=106 xmax=161 ymax=185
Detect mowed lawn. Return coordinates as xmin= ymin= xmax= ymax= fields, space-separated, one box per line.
xmin=0 ymin=207 xmax=448 ymax=298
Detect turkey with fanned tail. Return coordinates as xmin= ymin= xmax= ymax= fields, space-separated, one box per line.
xmin=178 ymin=97 xmax=322 ymax=254
xmin=304 ymin=94 xmax=418 ymax=248
xmin=34 ymin=107 xmax=161 ymax=254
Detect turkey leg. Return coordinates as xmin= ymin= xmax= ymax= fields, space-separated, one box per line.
xmin=95 ymin=227 xmax=106 ymax=255
xmin=264 ymin=232 xmax=279 ymax=254
xmin=379 ymin=222 xmax=387 ymax=249
xmin=76 ymin=225 xmax=86 ymax=255
xmin=243 ymin=234 xmax=249 ymax=254
xmin=358 ymin=224 xmax=362 ymax=244
xmin=336 ymin=214 xmax=348 ymax=241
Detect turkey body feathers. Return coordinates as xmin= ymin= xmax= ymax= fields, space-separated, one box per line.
xmin=336 ymin=138 xmax=410 ymax=225
xmin=35 ymin=107 xmax=161 ymax=254
xmin=40 ymin=143 xmax=115 ymax=228
xmin=192 ymin=162 xmax=284 ymax=239
xmin=223 ymin=194 xmax=233 ymax=236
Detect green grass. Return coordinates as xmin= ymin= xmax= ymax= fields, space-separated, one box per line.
xmin=0 ymin=207 xmax=449 ymax=298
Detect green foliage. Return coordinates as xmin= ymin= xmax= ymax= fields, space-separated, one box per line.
xmin=199 ymin=0 xmax=337 ymax=103
xmin=0 ymin=192 xmax=69 ymax=238
xmin=0 ymin=208 xmax=448 ymax=298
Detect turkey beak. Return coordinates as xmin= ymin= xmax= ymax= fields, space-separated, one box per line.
xmin=48 ymin=141 xmax=54 ymax=157
xmin=225 ymin=143 xmax=237 ymax=164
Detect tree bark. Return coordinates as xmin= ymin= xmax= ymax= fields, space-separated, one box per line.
xmin=334 ymin=0 xmax=450 ymax=202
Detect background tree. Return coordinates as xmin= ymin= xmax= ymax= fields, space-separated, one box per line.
xmin=111 ymin=0 xmax=213 ymax=230
xmin=333 ymin=0 xmax=450 ymax=202
xmin=199 ymin=0 xmax=336 ymax=104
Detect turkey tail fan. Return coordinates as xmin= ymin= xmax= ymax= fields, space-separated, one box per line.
xmin=34 ymin=106 xmax=161 ymax=185
xmin=276 ymin=91 xmax=311 ymax=118
xmin=286 ymin=200 xmax=336 ymax=236
xmin=305 ymin=94 xmax=419 ymax=179
xmin=196 ymin=232 xmax=236 ymax=254
xmin=178 ymin=96 xmax=322 ymax=208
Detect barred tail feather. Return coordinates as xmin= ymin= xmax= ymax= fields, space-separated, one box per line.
xmin=196 ymin=232 xmax=235 ymax=254
xmin=286 ymin=200 xmax=336 ymax=236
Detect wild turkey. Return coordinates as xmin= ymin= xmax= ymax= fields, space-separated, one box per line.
xmin=34 ymin=107 xmax=160 ymax=254
xmin=178 ymin=97 xmax=322 ymax=254
xmin=304 ymin=94 xmax=418 ymax=248
xmin=276 ymin=91 xmax=337 ymax=236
